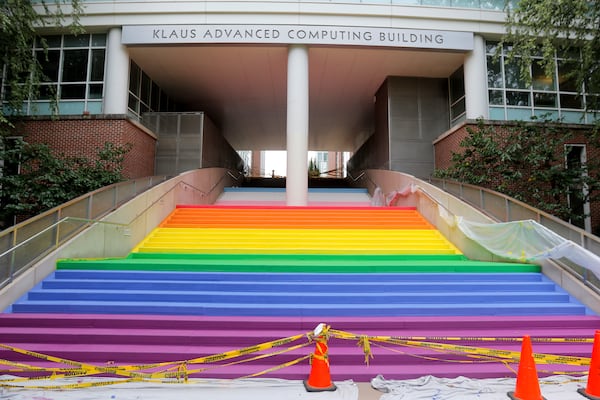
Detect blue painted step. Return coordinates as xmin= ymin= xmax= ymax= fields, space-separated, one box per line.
xmin=8 ymin=270 xmax=588 ymax=316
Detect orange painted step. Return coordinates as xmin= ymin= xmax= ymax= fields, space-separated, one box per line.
xmin=159 ymin=205 xmax=434 ymax=229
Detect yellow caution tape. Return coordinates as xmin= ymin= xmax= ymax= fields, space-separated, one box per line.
xmin=328 ymin=331 xmax=593 ymax=343
xmin=330 ymin=329 xmax=591 ymax=367
xmin=0 ymin=327 xmax=594 ymax=390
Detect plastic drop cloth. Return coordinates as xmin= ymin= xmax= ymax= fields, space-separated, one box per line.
xmin=377 ymin=183 xmax=600 ymax=279
xmin=455 ymin=217 xmax=600 ymax=280
xmin=0 ymin=376 xmax=359 ymax=400
xmin=371 ymin=374 xmax=588 ymax=400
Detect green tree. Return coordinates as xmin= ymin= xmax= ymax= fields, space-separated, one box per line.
xmin=1 ymin=0 xmax=83 ymax=131
xmin=503 ymin=0 xmax=600 ymax=111
xmin=0 ymin=139 xmax=131 ymax=227
xmin=433 ymin=117 xmax=600 ymax=229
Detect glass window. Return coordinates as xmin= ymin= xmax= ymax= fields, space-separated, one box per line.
xmin=38 ymin=84 xmax=57 ymax=100
xmin=129 ymin=62 xmax=141 ymax=94
xmin=90 ymin=49 xmax=105 ymax=81
xmin=489 ymin=90 xmax=504 ymax=105
xmin=451 ymin=98 xmax=466 ymax=117
xmin=533 ymin=92 xmax=557 ymax=108
xmin=422 ymin=0 xmax=451 ymax=5
xmin=481 ymin=0 xmax=504 ymax=10
xmin=558 ymin=60 xmax=580 ymax=92
xmin=449 ymin=67 xmax=464 ymax=103
xmin=452 ymin=0 xmax=480 ymax=7
xmin=486 ymin=41 xmax=500 ymax=55
xmin=128 ymin=93 xmax=139 ymax=114
xmin=140 ymin=72 xmax=151 ymax=103
xmin=506 ymin=91 xmax=530 ymax=106
xmin=487 ymin=40 xmax=600 ymax=123
xmin=532 ymin=61 xmax=555 ymax=91
xmin=91 ymin=34 xmax=106 ymax=47
xmin=64 ymin=35 xmax=89 ymax=47
xmin=62 ymin=49 xmax=88 ymax=82
xmin=37 ymin=50 xmax=60 ymax=81
xmin=88 ymin=84 xmax=103 ymax=99
xmin=487 ymin=56 xmax=503 ymax=88
xmin=61 ymin=84 xmax=86 ymax=99
xmin=6 ymin=34 xmax=107 ymax=116
xmin=560 ymin=94 xmax=582 ymax=109
xmin=586 ymin=95 xmax=600 ymax=111
xmin=505 ymin=59 xmax=529 ymax=89
xmin=41 ymin=36 xmax=62 ymax=48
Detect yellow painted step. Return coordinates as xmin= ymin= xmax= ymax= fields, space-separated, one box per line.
xmin=133 ymin=228 xmax=462 ymax=255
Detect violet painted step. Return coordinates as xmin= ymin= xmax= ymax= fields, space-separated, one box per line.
xmin=0 ymin=314 xmax=598 ymax=381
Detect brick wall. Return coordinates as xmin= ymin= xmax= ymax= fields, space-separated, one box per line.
xmin=434 ymin=120 xmax=600 ymax=234
xmin=14 ymin=116 xmax=156 ymax=178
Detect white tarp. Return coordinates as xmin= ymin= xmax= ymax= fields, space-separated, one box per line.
xmin=0 ymin=377 xmax=359 ymax=400
xmin=371 ymin=374 xmax=589 ymax=400
xmin=456 ymin=218 xmax=600 ymax=279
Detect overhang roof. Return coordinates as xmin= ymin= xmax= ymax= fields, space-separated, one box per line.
xmin=128 ymin=44 xmax=466 ymax=151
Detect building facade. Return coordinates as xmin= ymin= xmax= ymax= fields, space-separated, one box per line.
xmin=2 ymin=1 xmax=598 ymax=218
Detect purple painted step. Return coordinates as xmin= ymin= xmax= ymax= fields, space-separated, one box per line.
xmin=1 ymin=314 xmax=598 ymax=381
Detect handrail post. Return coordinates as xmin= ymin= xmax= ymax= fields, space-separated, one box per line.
xmin=9 ymin=230 xmax=16 ymax=284
xmin=87 ymin=193 xmax=93 ymax=221
xmin=55 ymin=210 xmax=61 ymax=249
xmin=114 ymin=183 xmax=118 ymax=209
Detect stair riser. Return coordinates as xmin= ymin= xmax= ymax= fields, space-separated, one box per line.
xmin=41 ymin=282 xmax=557 ymax=292
xmin=10 ymin=304 xmax=587 ymax=316
xmin=27 ymin=291 xmax=571 ymax=304
xmin=2 ymin=315 xmax=598 ymax=330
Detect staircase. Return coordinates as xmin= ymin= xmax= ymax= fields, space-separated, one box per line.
xmin=1 ymin=188 xmax=597 ymax=381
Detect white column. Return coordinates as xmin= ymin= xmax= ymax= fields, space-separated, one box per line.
xmin=103 ymin=27 xmax=130 ymax=115
xmin=464 ymin=34 xmax=489 ymax=120
xmin=286 ymin=45 xmax=309 ymax=206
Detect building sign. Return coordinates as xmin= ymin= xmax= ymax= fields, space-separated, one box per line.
xmin=122 ymin=24 xmax=473 ymax=51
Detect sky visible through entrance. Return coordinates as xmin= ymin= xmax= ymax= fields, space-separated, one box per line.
xmin=264 ymin=151 xmax=287 ymax=177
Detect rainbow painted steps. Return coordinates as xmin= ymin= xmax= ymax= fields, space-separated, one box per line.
xmin=133 ymin=205 xmax=460 ymax=255
xmin=2 ymin=201 xmax=597 ymax=381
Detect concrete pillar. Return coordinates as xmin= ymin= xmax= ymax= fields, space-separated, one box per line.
xmin=251 ymin=150 xmax=262 ymax=177
xmin=286 ymin=45 xmax=309 ymax=206
xmin=464 ymin=34 xmax=489 ymax=120
xmin=103 ymin=27 xmax=130 ymax=115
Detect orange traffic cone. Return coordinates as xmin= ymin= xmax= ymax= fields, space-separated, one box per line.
xmin=507 ymin=335 xmax=546 ymax=400
xmin=578 ymin=330 xmax=600 ymax=399
xmin=303 ymin=323 xmax=337 ymax=392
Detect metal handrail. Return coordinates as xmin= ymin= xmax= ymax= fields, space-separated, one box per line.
xmin=0 ymin=175 xmax=168 ymax=289
xmin=428 ymin=177 xmax=600 ymax=292
xmin=0 ymin=178 xmax=222 ymax=263
xmin=0 ymin=169 xmax=244 ymax=290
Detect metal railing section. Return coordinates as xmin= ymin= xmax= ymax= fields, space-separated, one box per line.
xmin=0 ymin=176 xmax=168 ymax=289
xmin=429 ymin=177 xmax=600 ymax=293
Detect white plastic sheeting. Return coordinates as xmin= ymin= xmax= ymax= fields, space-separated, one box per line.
xmin=371 ymin=374 xmax=588 ymax=400
xmin=0 ymin=377 xmax=359 ymax=400
xmin=455 ymin=218 xmax=600 ymax=280
xmin=375 ymin=184 xmax=600 ymax=280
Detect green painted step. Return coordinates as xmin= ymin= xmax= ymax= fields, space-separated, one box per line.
xmin=56 ymin=253 xmax=540 ymax=273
